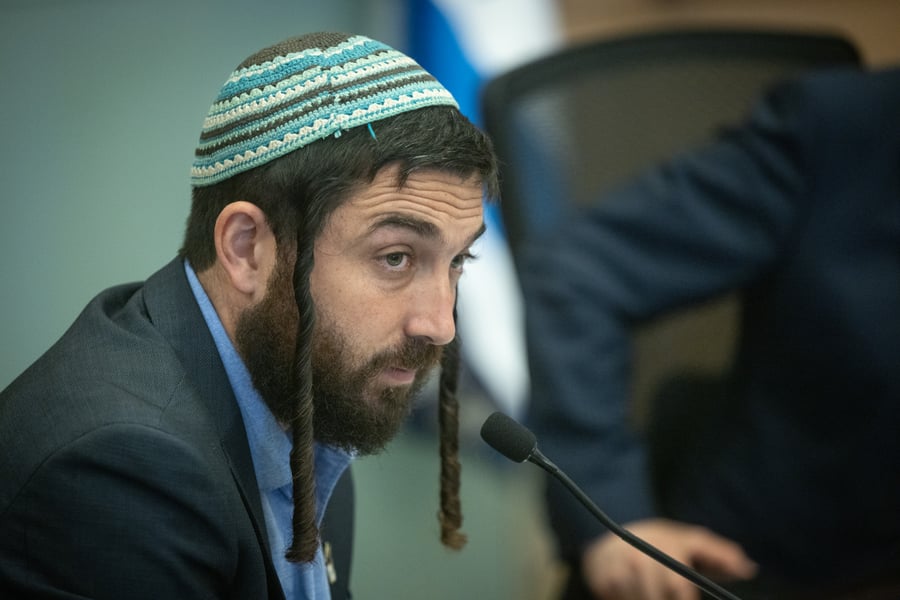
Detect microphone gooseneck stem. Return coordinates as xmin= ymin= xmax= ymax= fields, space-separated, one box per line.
xmin=528 ymin=448 xmax=743 ymax=600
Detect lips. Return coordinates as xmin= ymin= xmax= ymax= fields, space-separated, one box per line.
xmin=382 ymin=366 xmax=417 ymax=386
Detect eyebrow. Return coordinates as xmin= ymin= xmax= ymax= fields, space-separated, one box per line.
xmin=369 ymin=214 xmax=487 ymax=248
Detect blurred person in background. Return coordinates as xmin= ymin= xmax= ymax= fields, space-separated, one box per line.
xmin=523 ymin=64 xmax=900 ymax=600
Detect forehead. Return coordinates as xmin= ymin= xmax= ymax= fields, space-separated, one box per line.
xmin=328 ymin=165 xmax=485 ymax=237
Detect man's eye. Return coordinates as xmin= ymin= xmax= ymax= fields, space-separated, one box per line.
xmin=384 ymin=253 xmax=409 ymax=268
xmin=451 ymin=252 xmax=476 ymax=270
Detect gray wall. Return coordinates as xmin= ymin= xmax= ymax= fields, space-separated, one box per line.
xmin=0 ymin=0 xmax=402 ymax=389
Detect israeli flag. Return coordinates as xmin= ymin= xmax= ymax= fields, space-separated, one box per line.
xmin=408 ymin=0 xmax=563 ymax=419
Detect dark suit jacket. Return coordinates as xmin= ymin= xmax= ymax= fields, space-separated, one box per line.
xmin=523 ymin=65 xmax=900 ymax=592
xmin=0 ymin=258 xmax=353 ymax=599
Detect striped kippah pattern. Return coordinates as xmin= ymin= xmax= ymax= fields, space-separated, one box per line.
xmin=191 ymin=32 xmax=459 ymax=187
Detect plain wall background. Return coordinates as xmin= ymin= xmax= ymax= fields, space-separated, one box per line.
xmin=560 ymin=0 xmax=900 ymax=68
xmin=0 ymin=0 xmax=405 ymax=389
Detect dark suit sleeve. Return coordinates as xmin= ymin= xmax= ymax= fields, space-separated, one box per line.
xmin=1 ymin=422 xmax=241 ymax=599
xmin=322 ymin=467 xmax=355 ymax=600
xmin=521 ymin=77 xmax=816 ymax=560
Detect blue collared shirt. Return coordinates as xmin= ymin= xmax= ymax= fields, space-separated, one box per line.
xmin=185 ymin=261 xmax=352 ymax=599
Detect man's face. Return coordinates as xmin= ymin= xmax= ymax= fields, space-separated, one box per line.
xmin=236 ymin=164 xmax=485 ymax=455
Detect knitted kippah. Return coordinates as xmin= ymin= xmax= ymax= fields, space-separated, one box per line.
xmin=191 ymin=32 xmax=459 ymax=186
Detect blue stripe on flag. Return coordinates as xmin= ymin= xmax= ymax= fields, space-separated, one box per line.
xmin=409 ymin=0 xmax=483 ymax=125
xmin=404 ymin=0 xmax=561 ymax=418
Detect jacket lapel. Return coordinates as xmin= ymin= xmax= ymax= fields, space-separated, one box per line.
xmin=142 ymin=258 xmax=284 ymax=599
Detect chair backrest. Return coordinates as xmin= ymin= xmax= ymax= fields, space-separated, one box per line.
xmin=482 ymin=28 xmax=861 ymax=415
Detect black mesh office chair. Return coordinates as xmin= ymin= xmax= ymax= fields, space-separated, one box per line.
xmin=482 ymin=28 xmax=861 ymax=425
xmin=482 ymin=27 xmax=862 ymax=599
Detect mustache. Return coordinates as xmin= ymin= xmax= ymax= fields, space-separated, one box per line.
xmin=365 ymin=339 xmax=444 ymax=374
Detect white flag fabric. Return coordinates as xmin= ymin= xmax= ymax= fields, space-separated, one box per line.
xmin=407 ymin=0 xmax=563 ymax=418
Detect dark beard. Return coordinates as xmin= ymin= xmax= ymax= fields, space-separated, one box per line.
xmin=311 ymin=326 xmax=441 ymax=455
xmin=234 ymin=259 xmax=441 ymax=454
xmin=234 ymin=257 xmax=299 ymax=426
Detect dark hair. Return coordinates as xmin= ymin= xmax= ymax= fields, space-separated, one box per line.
xmin=180 ymin=105 xmax=499 ymax=562
xmin=181 ymin=105 xmax=499 ymax=269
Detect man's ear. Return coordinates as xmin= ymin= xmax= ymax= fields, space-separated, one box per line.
xmin=213 ymin=201 xmax=276 ymax=298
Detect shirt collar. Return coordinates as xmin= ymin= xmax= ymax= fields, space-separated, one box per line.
xmin=184 ymin=259 xmax=292 ymax=492
xmin=183 ymin=260 xmax=353 ymax=507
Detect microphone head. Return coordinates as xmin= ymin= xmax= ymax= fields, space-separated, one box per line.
xmin=480 ymin=412 xmax=537 ymax=463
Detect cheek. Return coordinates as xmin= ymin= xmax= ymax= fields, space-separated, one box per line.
xmin=310 ymin=258 xmax=409 ymax=350
xmin=311 ymin=273 xmax=368 ymax=334
xmin=319 ymin=287 xmax=412 ymax=358
xmin=309 ymin=259 xmax=354 ymax=322
xmin=341 ymin=291 xmax=404 ymax=348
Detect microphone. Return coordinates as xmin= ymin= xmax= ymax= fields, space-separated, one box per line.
xmin=480 ymin=412 xmax=743 ymax=600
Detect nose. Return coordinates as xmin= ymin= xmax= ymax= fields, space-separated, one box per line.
xmin=404 ymin=277 xmax=457 ymax=346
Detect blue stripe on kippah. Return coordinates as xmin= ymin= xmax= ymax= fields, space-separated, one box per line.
xmin=216 ymin=36 xmax=383 ymax=101
xmin=192 ymin=88 xmax=456 ymax=184
xmin=198 ymin=97 xmax=333 ymax=157
xmin=198 ymin=77 xmax=450 ymax=159
xmin=210 ymin=47 xmax=406 ymax=129
xmin=202 ymin=75 xmax=329 ymax=140
xmin=217 ymin=54 xmax=321 ymax=102
xmin=200 ymin=60 xmax=442 ymax=153
xmin=212 ymin=68 xmax=322 ymax=111
xmin=321 ymin=36 xmax=382 ymax=63
xmin=191 ymin=34 xmax=458 ymax=186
